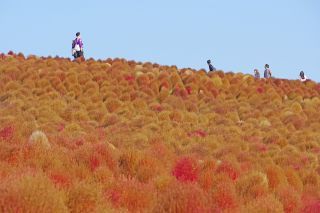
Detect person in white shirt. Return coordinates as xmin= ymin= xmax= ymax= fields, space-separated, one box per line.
xmin=299 ymin=71 xmax=308 ymax=82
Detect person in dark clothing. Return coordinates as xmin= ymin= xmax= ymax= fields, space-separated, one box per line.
xmin=264 ymin=64 xmax=272 ymax=78
xmin=72 ymin=32 xmax=84 ymax=59
xmin=299 ymin=71 xmax=308 ymax=82
xmin=254 ymin=69 xmax=260 ymax=79
xmin=207 ymin=60 xmax=216 ymax=72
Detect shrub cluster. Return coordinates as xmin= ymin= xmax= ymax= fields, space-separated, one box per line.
xmin=0 ymin=52 xmax=320 ymax=212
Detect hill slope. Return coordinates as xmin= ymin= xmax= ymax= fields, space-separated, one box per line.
xmin=0 ymin=53 xmax=320 ymax=212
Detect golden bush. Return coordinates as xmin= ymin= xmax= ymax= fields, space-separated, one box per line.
xmin=67 ymin=182 xmax=105 ymax=213
xmin=236 ymin=171 xmax=269 ymax=203
xmin=0 ymin=174 xmax=68 ymax=212
xmin=105 ymin=99 xmax=122 ymax=113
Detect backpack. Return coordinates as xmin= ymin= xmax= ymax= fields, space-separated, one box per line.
xmin=72 ymin=39 xmax=76 ymax=49
xmin=72 ymin=38 xmax=81 ymax=51
xmin=209 ymin=64 xmax=216 ymax=72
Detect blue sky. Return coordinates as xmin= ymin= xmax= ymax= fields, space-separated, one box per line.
xmin=1 ymin=0 xmax=319 ymax=81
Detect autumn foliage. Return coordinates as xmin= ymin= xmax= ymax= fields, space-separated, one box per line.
xmin=0 ymin=51 xmax=320 ymax=212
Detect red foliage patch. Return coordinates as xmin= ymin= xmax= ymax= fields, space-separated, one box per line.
xmin=314 ymin=84 xmax=320 ymax=93
xmin=186 ymin=86 xmax=192 ymax=95
xmin=173 ymin=86 xmax=188 ymax=99
xmin=255 ymin=142 xmax=268 ymax=153
xmin=302 ymin=196 xmax=320 ymax=213
xmin=212 ymin=182 xmax=238 ymax=211
xmin=216 ymin=161 xmax=240 ymax=181
xmin=256 ymin=87 xmax=265 ymax=94
xmin=89 ymin=156 xmax=101 ymax=171
xmin=0 ymin=126 xmax=15 ymax=141
xmin=150 ymin=104 xmax=163 ymax=112
xmin=93 ymin=143 xmax=116 ymax=170
xmin=50 ymin=173 xmax=71 ymax=189
xmin=312 ymin=147 xmax=320 ymax=154
xmin=75 ymin=139 xmax=84 ymax=147
xmin=124 ymin=75 xmax=135 ymax=82
xmin=109 ymin=189 xmax=121 ymax=207
xmin=188 ymin=129 xmax=207 ymax=138
xmin=172 ymin=157 xmax=199 ymax=182
xmin=209 ymin=87 xmax=219 ymax=98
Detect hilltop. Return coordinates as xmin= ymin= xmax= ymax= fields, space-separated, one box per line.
xmin=0 ymin=52 xmax=320 ymax=212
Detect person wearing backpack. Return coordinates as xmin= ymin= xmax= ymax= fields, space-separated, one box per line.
xmin=264 ymin=64 xmax=272 ymax=78
xmin=207 ymin=60 xmax=216 ymax=72
xmin=72 ymin=32 xmax=84 ymax=59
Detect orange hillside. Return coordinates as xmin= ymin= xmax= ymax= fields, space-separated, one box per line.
xmin=0 ymin=52 xmax=320 ymax=212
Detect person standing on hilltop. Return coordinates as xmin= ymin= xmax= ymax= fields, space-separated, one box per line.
xmin=72 ymin=32 xmax=84 ymax=59
xmin=264 ymin=64 xmax=272 ymax=78
xmin=299 ymin=71 xmax=308 ymax=82
xmin=254 ymin=69 xmax=260 ymax=79
xmin=207 ymin=60 xmax=216 ymax=72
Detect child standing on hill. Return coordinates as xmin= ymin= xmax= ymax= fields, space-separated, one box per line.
xmin=72 ymin=32 xmax=84 ymax=59
xmin=264 ymin=64 xmax=272 ymax=78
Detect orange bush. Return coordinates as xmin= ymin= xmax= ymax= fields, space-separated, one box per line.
xmin=154 ymin=181 xmax=214 ymax=213
xmin=106 ymin=177 xmax=154 ymax=212
xmin=211 ymin=175 xmax=239 ymax=211
xmin=0 ymin=174 xmax=68 ymax=212
xmin=242 ymin=194 xmax=284 ymax=212
xmin=276 ymin=185 xmax=302 ymax=213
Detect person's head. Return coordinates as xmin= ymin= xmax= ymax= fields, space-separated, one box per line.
xmin=254 ymin=69 xmax=259 ymax=73
xmin=207 ymin=60 xmax=211 ymax=64
xmin=76 ymin=32 xmax=80 ymax=37
xmin=265 ymin=64 xmax=269 ymax=69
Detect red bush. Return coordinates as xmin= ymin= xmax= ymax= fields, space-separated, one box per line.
xmin=256 ymin=87 xmax=265 ymax=93
xmin=277 ymin=186 xmax=301 ymax=213
xmin=186 ymin=86 xmax=192 ymax=95
xmin=124 ymin=75 xmax=135 ymax=83
xmin=89 ymin=155 xmax=101 ymax=171
xmin=0 ymin=126 xmax=15 ymax=141
xmin=211 ymin=181 xmax=238 ymax=211
xmin=216 ymin=161 xmax=240 ymax=181
xmin=50 ymin=172 xmax=71 ymax=189
xmin=302 ymin=195 xmax=320 ymax=213
xmin=172 ymin=157 xmax=199 ymax=182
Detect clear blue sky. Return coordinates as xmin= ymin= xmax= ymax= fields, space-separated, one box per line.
xmin=1 ymin=0 xmax=319 ymax=81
